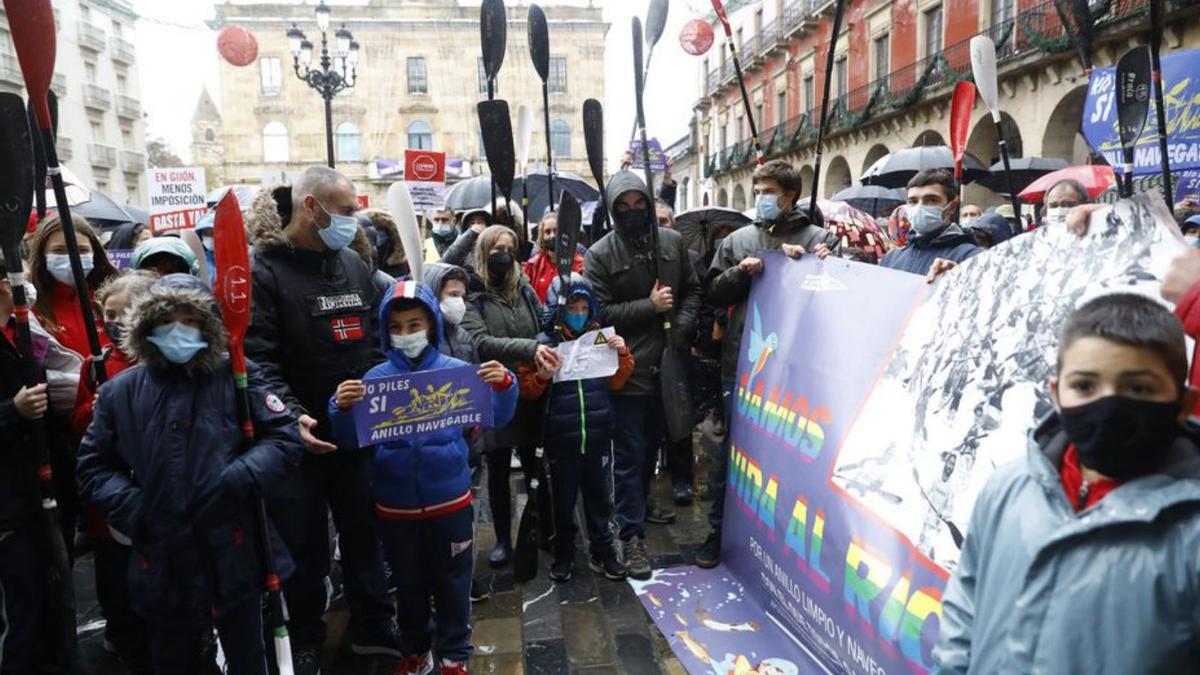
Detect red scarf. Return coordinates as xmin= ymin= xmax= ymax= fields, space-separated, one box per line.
xmin=1059 ymin=443 xmax=1122 ymax=512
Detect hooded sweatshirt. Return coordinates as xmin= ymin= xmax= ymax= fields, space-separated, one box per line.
xmin=328 ymin=281 xmax=517 ymax=519
xmin=130 ymin=236 xmax=199 ymax=276
xmin=421 ymin=262 xmax=478 ymax=363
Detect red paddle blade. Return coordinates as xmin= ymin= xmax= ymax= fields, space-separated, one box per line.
xmin=711 ymin=0 xmax=732 ymax=33
xmin=213 ymin=191 xmax=252 ymax=349
xmin=3 ymin=0 xmax=57 ymax=128
xmin=950 ymin=82 xmax=975 ymax=163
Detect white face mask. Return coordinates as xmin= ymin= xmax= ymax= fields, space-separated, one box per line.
xmin=906 ymin=204 xmax=945 ymax=236
xmin=390 ymin=331 xmax=429 ymax=359
xmin=961 ymin=216 xmax=978 ymax=230
xmin=1185 ymin=234 xmax=1199 ymax=247
xmin=201 ymin=234 xmax=214 ymax=251
xmin=440 ymin=296 xmax=466 ymax=325
xmin=1045 ymin=207 xmax=1071 ymax=227
xmin=46 ymin=253 xmax=93 ymax=285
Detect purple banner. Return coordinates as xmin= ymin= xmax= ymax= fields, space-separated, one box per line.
xmin=352 ymin=365 xmax=492 ymax=447
xmin=629 ymin=138 xmax=668 ymax=172
xmin=1177 ymin=170 xmax=1200 ymax=202
xmin=107 ymin=249 xmax=133 ymax=269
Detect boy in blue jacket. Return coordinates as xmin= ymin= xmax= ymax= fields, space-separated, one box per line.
xmin=329 ymin=280 xmax=517 ymax=675
xmin=76 ymin=274 xmax=304 ymax=674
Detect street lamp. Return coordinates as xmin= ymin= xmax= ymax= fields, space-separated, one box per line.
xmin=287 ymin=1 xmax=358 ymax=168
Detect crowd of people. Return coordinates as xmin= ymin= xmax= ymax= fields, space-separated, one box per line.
xmin=4 ymin=153 xmax=1200 ymax=675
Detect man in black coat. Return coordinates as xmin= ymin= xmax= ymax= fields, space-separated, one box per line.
xmin=245 ymin=167 xmax=396 ymax=671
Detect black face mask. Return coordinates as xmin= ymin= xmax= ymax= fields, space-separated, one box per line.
xmin=487 ymin=250 xmax=514 ymax=281
xmin=614 ymin=208 xmax=650 ymax=238
xmin=1059 ymin=395 xmax=1182 ymax=480
xmin=104 ymin=321 xmax=124 ymax=346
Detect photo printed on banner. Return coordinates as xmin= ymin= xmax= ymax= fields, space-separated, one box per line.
xmin=832 ymin=194 xmax=1186 ymax=568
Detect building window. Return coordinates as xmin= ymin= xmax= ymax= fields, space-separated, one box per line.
xmin=205 ymin=128 xmax=215 ymax=142
xmin=835 ymin=56 xmax=847 ymax=99
xmin=754 ymin=9 xmax=763 ymax=51
xmin=121 ymin=128 xmax=131 ymax=147
xmin=550 ymin=119 xmax=571 ymax=158
xmin=874 ymin=34 xmax=890 ymax=82
xmin=90 ymin=120 xmax=102 ymax=138
xmin=126 ymin=181 xmax=138 ymax=203
xmin=85 ymin=61 xmax=97 ymax=82
xmin=548 ymin=57 xmax=567 ymax=94
xmin=336 ymin=122 xmax=362 ymax=162
xmin=116 ymin=74 xmax=127 ymax=93
xmin=111 ymin=22 xmax=122 ymax=37
xmin=407 ymin=120 xmax=432 ymax=150
xmin=262 ymin=121 xmax=289 ymax=162
xmin=755 ymin=102 xmax=764 ymax=130
xmin=924 ymin=5 xmax=944 ymax=58
xmin=991 ymin=0 xmax=1014 ymax=30
xmin=804 ymin=74 xmax=814 ymax=113
xmin=260 ymin=57 xmax=282 ymax=96
xmin=719 ymin=122 xmax=727 ymax=150
xmin=776 ymin=88 xmax=786 ymax=126
xmin=407 ymin=57 xmax=428 ymax=94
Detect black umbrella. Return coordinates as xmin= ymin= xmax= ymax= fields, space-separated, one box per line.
xmin=977 ymin=157 xmax=1069 ymax=195
xmin=50 ymin=188 xmax=136 ymax=227
xmin=832 ymin=184 xmax=906 ymax=218
xmin=514 ymin=169 xmax=599 ymax=222
xmin=860 ymin=146 xmax=991 ymax=188
xmin=445 ymin=176 xmax=501 ymax=212
xmin=121 ymin=204 xmax=148 ymax=225
xmin=675 ymin=206 xmax=751 ymax=257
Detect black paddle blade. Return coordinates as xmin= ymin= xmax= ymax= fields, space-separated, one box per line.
xmin=480 ymin=0 xmax=507 ymax=81
xmin=478 ymin=100 xmax=517 ymax=200
xmin=632 ymin=18 xmax=645 ymax=109
xmin=645 ymin=0 xmax=670 ymax=48
xmin=0 ymin=92 xmax=35 ymax=255
xmin=528 ymin=4 xmax=549 ymax=82
xmin=555 ymin=192 xmax=582 ymax=279
xmin=1116 ymin=46 xmax=1151 ymax=147
xmin=1054 ymin=0 xmax=1094 ymax=70
xmin=583 ymin=99 xmax=605 ymax=190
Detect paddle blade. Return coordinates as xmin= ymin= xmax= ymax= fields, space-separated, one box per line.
xmin=386 ymin=182 xmax=424 ymax=282
xmin=1116 ymin=46 xmax=1151 ymax=147
xmin=554 ymin=192 xmax=582 ymax=280
xmin=632 ymin=18 xmax=645 ymax=113
xmin=645 ymin=0 xmax=670 ymax=48
xmin=528 ymin=4 xmax=549 ymax=82
xmin=4 ymin=0 xmax=56 ymax=128
xmin=583 ymin=99 xmax=605 ymax=190
xmin=480 ymin=0 xmax=507 ymax=80
xmin=970 ymin=36 xmax=1000 ymax=119
xmin=516 ymin=104 xmax=534 ymax=173
xmin=213 ymin=191 xmax=253 ymax=348
xmin=478 ymin=100 xmax=516 ymax=200
xmin=0 ymin=93 xmax=34 ymax=256
xmin=711 ymin=0 xmax=731 ymax=32
xmin=950 ymin=82 xmax=975 ymax=165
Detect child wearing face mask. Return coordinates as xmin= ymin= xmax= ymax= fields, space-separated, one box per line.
xmin=518 ymin=274 xmax=635 ymax=583
xmin=77 ymin=274 xmax=304 ymax=674
xmin=328 ymin=280 xmax=517 ymax=675
xmin=934 ymin=293 xmax=1200 ymax=675
xmin=522 ymin=212 xmax=585 ymax=303
xmin=27 ymin=215 xmax=119 ymax=358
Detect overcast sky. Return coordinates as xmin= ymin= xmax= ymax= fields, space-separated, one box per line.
xmin=133 ymin=0 xmax=706 ymax=171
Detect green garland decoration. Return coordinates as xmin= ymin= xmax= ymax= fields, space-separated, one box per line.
xmin=882 ymin=55 xmax=941 ymax=111
xmin=1020 ymin=8 xmax=1073 ymax=54
xmin=839 ymin=80 xmax=888 ymax=130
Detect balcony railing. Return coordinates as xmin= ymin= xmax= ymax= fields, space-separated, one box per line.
xmin=120 ymin=150 xmax=145 ymax=173
xmin=110 ymin=36 xmax=136 ymax=64
xmin=702 ymin=0 xmax=1167 ymax=175
xmin=89 ymin=144 xmax=117 ymax=169
xmin=115 ymin=94 xmax=140 ymax=120
xmin=0 ymin=53 xmax=22 ymax=86
xmin=82 ymin=83 xmax=112 ymax=111
xmin=58 ymin=136 xmax=73 ymax=162
xmin=78 ymin=21 xmax=107 ymax=53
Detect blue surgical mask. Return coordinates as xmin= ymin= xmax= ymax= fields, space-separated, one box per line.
xmin=906 ymin=204 xmax=945 ymax=236
xmin=563 ymin=311 xmax=589 ymax=334
xmin=315 ymin=201 xmax=358 ymax=251
xmin=390 ymin=331 xmax=429 ymax=359
xmin=46 ymin=253 xmax=93 ymax=286
xmin=433 ymin=223 xmax=455 ymax=237
xmin=147 ymin=321 xmax=208 ymax=364
xmin=756 ymin=194 xmax=782 ymax=222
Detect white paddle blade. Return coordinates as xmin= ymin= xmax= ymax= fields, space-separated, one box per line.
xmin=517 ymin=104 xmax=535 ymax=174
xmin=970 ymin=36 xmax=1001 ymax=122
xmin=386 ymin=182 xmax=424 ymax=281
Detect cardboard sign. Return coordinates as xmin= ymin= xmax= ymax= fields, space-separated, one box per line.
xmin=405 ymin=149 xmax=447 ymax=211
xmin=628 ymin=138 xmax=667 ymax=172
xmin=352 ymin=365 xmax=492 ymax=447
xmin=553 ymin=327 xmax=619 ymax=383
xmin=148 ymin=167 xmax=208 ymax=234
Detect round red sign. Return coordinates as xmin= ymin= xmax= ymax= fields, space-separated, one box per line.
xmin=411 ymin=155 xmax=438 ymax=181
xmin=679 ymin=19 xmax=714 ymax=57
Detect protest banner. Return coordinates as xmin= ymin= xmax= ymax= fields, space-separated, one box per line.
xmin=1176 ymin=169 xmax=1200 ymax=203
xmin=405 ymin=149 xmax=447 ymax=211
xmin=553 ymin=327 xmax=618 ymax=383
xmin=352 ymin=365 xmax=492 ymax=447
xmin=1083 ymin=49 xmax=1200 ymax=176
xmin=628 ymin=137 xmax=667 ymax=172
xmin=106 ymin=249 xmax=132 ymax=269
xmin=147 ymin=167 xmax=208 ymax=234
xmin=636 ymin=195 xmax=1183 ymax=674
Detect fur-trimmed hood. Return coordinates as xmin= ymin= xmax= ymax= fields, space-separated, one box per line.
xmin=124 ymin=274 xmax=227 ymax=376
xmin=361 ymin=209 xmax=406 ymax=267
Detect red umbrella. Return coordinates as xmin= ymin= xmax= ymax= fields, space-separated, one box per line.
xmin=1018 ymin=165 xmax=1115 ymax=204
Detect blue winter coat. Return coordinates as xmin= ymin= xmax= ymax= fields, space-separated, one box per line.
xmin=329 ymin=280 xmax=517 ymax=518
xmin=879 ymin=224 xmax=981 ymax=275
xmin=934 ymin=414 xmax=1200 ymax=674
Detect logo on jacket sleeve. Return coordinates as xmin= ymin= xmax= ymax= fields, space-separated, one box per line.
xmin=265 ymin=393 xmax=287 ymax=413
xmin=330 ymin=316 xmax=364 ymax=342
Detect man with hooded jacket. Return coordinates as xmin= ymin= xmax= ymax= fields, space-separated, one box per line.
xmin=697 ymin=160 xmax=840 ymax=568
xmin=584 ymin=170 xmax=701 ymax=580
xmin=244 ymin=167 xmax=397 ymax=671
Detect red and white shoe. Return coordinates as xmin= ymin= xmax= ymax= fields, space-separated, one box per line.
xmin=439 ymin=659 xmax=469 ymax=675
xmin=394 ymin=653 xmax=433 ymax=675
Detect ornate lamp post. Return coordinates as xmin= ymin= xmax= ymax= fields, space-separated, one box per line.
xmin=287 ymin=1 xmax=360 ymax=168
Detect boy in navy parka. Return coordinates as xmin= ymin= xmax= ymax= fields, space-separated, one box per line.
xmin=329 ymin=280 xmax=517 ymax=675
xmin=76 ymin=274 xmax=303 ymax=674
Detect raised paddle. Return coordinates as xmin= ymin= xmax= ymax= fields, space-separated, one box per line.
xmin=949 ymin=81 xmax=976 ymax=227
xmin=583 ymin=98 xmax=609 ymax=237
xmin=711 ymin=0 xmax=765 ymax=168
xmin=806 ymin=0 xmax=848 ymax=222
xmin=1116 ymin=46 xmax=1151 ymax=198
xmin=1055 ymin=0 xmax=1095 ymax=74
xmin=212 ymin=191 xmax=295 ymax=675
xmin=970 ymin=36 xmax=1024 ymax=230
xmin=0 ymin=90 xmax=74 ymax=672
xmin=480 ymin=0 xmax=507 ymax=216
xmin=478 ymin=99 xmax=518 ymax=229
xmin=385 ymin=181 xmax=424 ymax=282
xmin=528 ymin=4 xmax=555 ymax=213
xmin=628 ymin=0 xmax=670 ymax=142
xmin=1147 ymin=0 xmax=1173 ymax=200
xmin=27 ymin=90 xmax=56 ymax=221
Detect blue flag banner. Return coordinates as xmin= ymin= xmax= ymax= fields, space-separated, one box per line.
xmin=107 ymin=249 xmax=132 ymax=269
xmin=1083 ymin=48 xmax=1200 ymax=176
xmin=637 ymin=195 xmax=1184 ymax=674
xmin=352 ymin=365 xmax=492 ymax=447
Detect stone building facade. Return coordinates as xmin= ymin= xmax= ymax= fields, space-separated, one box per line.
xmin=196 ymin=0 xmax=607 ymax=207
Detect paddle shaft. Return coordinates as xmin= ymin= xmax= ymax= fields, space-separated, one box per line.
xmin=808 ymin=0 xmax=848 ymax=222
xmin=627 ymin=46 xmax=658 ymax=143
xmin=713 ymin=8 xmax=764 ymax=170
xmin=1148 ymin=0 xmax=1173 ymax=200
xmin=542 ymin=82 xmax=554 ymax=213
xmin=488 ymin=79 xmax=498 ymax=222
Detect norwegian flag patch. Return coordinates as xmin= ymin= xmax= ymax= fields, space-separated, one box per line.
xmin=265 ymin=393 xmax=286 ymax=413
xmin=330 ymin=316 xmax=364 ymax=342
